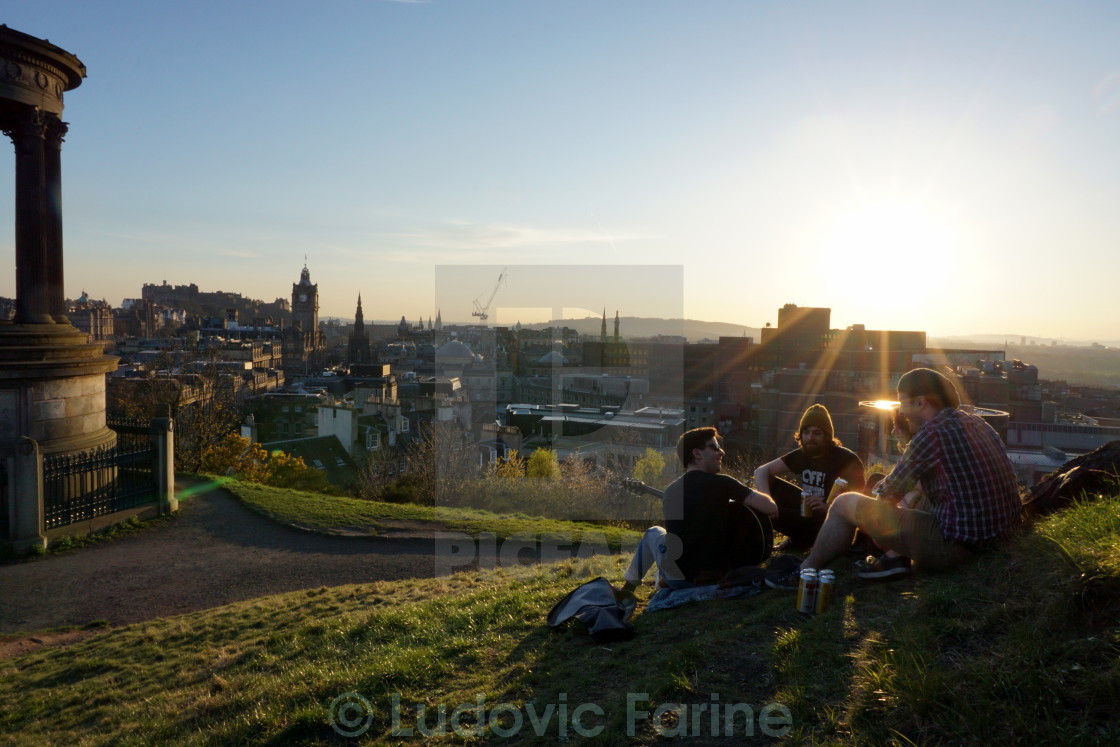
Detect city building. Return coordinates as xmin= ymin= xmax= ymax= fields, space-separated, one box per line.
xmin=282 ymin=264 xmax=326 ymax=377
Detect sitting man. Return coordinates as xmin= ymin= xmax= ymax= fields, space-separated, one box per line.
xmin=754 ymin=404 xmax=866 ymax=552
xmin=616 ymin=427 xmax=778 ymax=599
xmin=768 ymin=367 xmax=1021 ymax=588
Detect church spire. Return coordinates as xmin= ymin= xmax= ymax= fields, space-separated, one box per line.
xmin=600 ymin=307 xmax=607 ymax=341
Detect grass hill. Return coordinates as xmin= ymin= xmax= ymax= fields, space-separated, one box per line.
xmin=1 ymin=482 xmax=1117 ymax=744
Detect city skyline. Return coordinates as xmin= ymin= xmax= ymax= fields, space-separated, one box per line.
xmin=2 ymin=2 xmax=1118 ymax=339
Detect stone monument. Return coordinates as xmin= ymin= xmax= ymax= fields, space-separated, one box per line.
xmin=1 ymin=26 xmax=118 ymax=548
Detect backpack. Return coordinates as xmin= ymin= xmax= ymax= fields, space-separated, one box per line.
xmin=547 ymin=577 xmax=635 ymax=643
xmin=1022 ymin=440 xmax=1120 ymax=518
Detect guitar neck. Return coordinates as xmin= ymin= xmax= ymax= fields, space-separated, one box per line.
xmin=622 ymin=479 xmax=665 ymax=500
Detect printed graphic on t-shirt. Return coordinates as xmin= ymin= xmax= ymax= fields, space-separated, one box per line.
xmin=800 ymin=469 xmax=827 ymax=497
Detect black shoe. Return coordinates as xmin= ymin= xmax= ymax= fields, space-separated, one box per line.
xmin=857 ymin=555 xmax=912 ymax=580
xmin=763 ymin=557 xmax=802 ymax=590
xmin=764 ymin=568 xmax=801 ymax=591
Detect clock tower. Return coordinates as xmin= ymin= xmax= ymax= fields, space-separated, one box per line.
xmin=283 ymin=263 xmax=324 ymax=377
xmin=291 ymin=264 xmax=318 ymax=333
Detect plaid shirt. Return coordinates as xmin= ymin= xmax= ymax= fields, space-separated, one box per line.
xmin=878 ymin=407 xmax=1020 ymax=546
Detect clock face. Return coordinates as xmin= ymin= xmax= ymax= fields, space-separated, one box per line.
xmin=299 ymin=293 xmax=307 ymax=303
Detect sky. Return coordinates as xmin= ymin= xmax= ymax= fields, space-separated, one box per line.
xmin=2 ymin=1 xmax=1119 ymax=341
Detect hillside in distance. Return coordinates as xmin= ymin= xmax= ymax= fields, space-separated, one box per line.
xmin=523 ymin=316 xmax=760 ymax=341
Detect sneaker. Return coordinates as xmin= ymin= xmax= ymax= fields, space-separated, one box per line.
xmin=853 ymin=554 xmax=880 ymax=572
xmin=857 ymin=555 xmax=912 ymax=580
xmin=764 ymin=559 xmax=802 ymax=591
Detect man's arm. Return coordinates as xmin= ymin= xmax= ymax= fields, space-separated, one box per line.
xmin=838 ymin=455 xmax=866 ymax=493
xmin=743 ymin=488 xmax=778 ymax=518
xmin=753 ymin=457 xmax=791 ymax=496
xmin=878 ymin=431 xmax=937 ymax=501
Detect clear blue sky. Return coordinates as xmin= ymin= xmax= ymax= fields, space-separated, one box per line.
xmin=3 ymin=1 xmax=1118 ymax=340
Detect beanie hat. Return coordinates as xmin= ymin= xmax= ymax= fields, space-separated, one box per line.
xmin=799 ymin=404 xmax=833 ymax=440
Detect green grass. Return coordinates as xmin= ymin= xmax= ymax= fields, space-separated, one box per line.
xmin=2 ymin=490 xmax=1118 ymax=744
xmin=223 ymin=479 xmax=642 ymax=549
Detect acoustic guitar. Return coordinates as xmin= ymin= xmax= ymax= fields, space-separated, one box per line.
xmin=621 ymin=477 xmax=774 ymax=567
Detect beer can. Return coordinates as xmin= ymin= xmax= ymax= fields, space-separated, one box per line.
xmin=816 ymin=570 xmax=835 ymax=614
xmin=796 ymin=569 xmax=818 ymax=614
xmin=800 ymin=490 xmax=813 ymax=518
xmin=825 ymin=478 xmax=849 ymax=504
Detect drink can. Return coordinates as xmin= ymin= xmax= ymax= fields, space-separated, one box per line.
xmin=825 ymin=478 xmax=849 ymax=504
xmin=796 ymin=569 xmax=818 ymax=614
xmin=816 ymin=570 xmax=835 ymax=614
xmin=800 ymin=490 xmax=813 ymax=518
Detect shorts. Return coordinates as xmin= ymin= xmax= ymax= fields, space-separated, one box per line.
xmin=853 ymin=496 xmax=973 ymax=571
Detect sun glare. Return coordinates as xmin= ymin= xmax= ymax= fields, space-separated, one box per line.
xmin=816 ymin=198 xmax=958 ymax=298
xmin=860 ymin=400 xmax=901 ymax=410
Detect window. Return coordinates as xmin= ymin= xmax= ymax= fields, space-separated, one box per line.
xmin=312 ymin=459 xmax=324 ymax=469
xmin=366 ymin=429 xmax=381 ymax=450
xmin=399 ymin=417 xmax=410 ymax=433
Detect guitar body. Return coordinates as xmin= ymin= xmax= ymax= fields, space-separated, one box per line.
xmin=622 ymin=478 xmax=774 ymax=567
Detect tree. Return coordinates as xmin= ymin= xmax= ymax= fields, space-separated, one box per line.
xmin=352 ymin=446 xmax=399 ymax=501
xmin=487 ymin=449 xmax=526 ymax=479
xmin=199 ymin=433 xmax=329 ymax=491
xmin=526 ymin=447 xmax=560 ymax=479
xmin=632 ymin=447 xmax=668 ymax=489
xmin=401 ymin=420 xmax=478 ymax=506
xmin=200 ymin=433 xmax=271 ymax=483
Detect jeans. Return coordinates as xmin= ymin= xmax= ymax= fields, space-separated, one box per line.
xmin=623 ymin=526 xmax=694 ymax=589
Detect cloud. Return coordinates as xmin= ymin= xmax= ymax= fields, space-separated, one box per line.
xmin=380 ymin=220 xmax=651 ymax=251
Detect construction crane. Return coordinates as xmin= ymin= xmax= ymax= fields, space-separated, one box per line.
xmin=472 ymin=267 xmax=507 ymax=325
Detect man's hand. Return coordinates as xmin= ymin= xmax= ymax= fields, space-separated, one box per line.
xmin=804 ymin=493 xmax=827 ymax=513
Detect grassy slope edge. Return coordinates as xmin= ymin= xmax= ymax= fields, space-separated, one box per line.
xmin=223 ymin=479 xmax=641 ymax=549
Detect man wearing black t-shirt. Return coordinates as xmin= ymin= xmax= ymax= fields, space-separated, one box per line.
xmin=753 ymin=404 xmax=865 ymax=552
xmin=616 ymin=427 xmax=778 ymax=597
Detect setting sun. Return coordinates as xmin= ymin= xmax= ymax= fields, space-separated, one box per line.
xmin=816 ymin=198 xmax=959 ymax=299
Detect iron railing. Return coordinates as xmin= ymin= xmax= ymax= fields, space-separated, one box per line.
xmin=42 ymin=425 xmax=157 ymax=531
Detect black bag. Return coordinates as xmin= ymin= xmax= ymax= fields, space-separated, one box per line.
xmin=1023 ymin=441 xmax=1120 ymax=518
xmin=547 ymin=577 xmax=635 ymax=643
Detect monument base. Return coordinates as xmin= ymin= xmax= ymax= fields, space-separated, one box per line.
xmin=0 ymin=321 xmax=119 ymax=456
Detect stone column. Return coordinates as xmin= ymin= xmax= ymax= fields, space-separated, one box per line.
xmin=5 ymin=107 xmax=53 ymax=324
xmin=10 ymin=437 xmax=47 ymax=552
xmin=45 ymin=116 xmax=69 ymax=324
xmin=152 ymin=405 xmax=178 ymax=514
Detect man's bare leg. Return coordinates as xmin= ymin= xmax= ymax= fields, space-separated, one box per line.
xmin=801 ymin=492 xmax=863 ymax=570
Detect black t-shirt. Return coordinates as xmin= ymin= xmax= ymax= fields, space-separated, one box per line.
xmin=662 ymin=470 xmax=753 ymax=583
xmin=780 ymin=445 xmax=865 ymax=499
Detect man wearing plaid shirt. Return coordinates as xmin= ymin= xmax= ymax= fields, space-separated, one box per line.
xmin=772 ymin=368 xmax=1020 ymax=586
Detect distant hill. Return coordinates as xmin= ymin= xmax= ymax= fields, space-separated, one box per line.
xmin=522 ymin=316 xmax=760 ymax=342
xmin=931 ymin=334 xmax=1120 ymax=349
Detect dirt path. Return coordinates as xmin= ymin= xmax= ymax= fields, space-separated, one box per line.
xmin=0 ymin=483 xmax=455 ymax=637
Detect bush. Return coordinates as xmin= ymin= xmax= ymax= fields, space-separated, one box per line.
xmin=378 ymin=473 xmax=427 ymax=505
xmin=200 ymin=434 xmax=330 ymax=491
